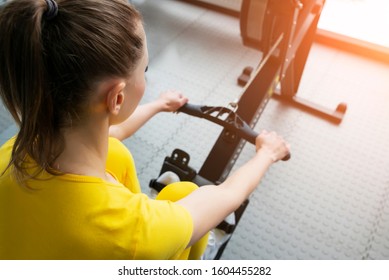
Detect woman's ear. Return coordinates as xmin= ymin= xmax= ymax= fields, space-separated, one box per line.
xmin=106 ymin=82 xmax=126 ymax=115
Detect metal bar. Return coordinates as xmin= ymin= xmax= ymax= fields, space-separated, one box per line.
xmin=198 ymin=56 xmax=281 ymax=183
xmin=272 ymin=91 xmax=346 ymax=124
xmin=238 ymin=34 xmax=284 ymax=99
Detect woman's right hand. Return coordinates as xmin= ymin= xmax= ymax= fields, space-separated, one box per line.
xmin=255 ymin=130 xmax=290 ymax=163
xmin=178 ymin=129 xmax=290 ymax=247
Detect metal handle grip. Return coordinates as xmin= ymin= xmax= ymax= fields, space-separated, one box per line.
xmin=179 ymin=103 xmax=290 ymax=161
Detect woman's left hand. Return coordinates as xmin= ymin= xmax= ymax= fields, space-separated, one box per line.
xmin=157 ymin=90 xmax=188 ymax=112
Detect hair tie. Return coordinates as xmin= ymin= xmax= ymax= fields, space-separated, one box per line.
xmin=44 ymin=0 xmax=58 ymax=21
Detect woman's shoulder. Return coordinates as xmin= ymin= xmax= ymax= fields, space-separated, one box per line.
xmin=0 ymin=136 xmax=15 ymax=169
xmin=108 ymin=137 xmax=132 ymax=156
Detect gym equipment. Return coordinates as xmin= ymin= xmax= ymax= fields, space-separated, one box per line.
xmin=150 ymin=0 xmax=347 ymax=259
xmin=240 ymin=0 xmax=347 ymax=124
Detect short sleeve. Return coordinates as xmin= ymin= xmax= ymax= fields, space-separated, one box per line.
xmin=130 ymin=196 xmax=194 ymax=259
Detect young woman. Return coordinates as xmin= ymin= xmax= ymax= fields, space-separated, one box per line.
xmin=0 ymin=0 xmax=290 ymax=259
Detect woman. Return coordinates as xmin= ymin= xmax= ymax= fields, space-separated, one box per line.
xmin=0 ymin=0 xmax=290 ymax=259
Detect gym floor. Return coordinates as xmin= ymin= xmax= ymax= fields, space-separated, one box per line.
xmin=1 ymin=0 xmax=389 ymax=260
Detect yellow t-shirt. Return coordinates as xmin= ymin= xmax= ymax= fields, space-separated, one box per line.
xmin=0 ymin=137 xmax=193 ymax=260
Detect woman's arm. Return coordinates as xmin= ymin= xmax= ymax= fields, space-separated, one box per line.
xmin=176 ymin=130 xmax=290 ymax=246
xmin=109 ymin=90 xmax=188 ymax=141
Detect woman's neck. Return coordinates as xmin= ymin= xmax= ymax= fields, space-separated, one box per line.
xmin=54 ymin=119 xmax=111 ymax=181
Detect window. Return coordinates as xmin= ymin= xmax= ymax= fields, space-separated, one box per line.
xmin=319 ymin=0 xmax=389 ymax=48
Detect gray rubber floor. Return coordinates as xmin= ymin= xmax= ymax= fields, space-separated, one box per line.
xmin=1 ymin=0 xmax=389 ymax=260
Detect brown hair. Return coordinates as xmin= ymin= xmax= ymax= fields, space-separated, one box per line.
xmin=0 ymin=0 xmax=143 ymax=179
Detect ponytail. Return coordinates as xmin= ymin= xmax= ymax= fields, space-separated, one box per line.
xmin=0 ymin=0 xmax=60 ymax=179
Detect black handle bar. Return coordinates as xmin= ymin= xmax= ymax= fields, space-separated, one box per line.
xmin=178 ymin=103 xmax=290 ymax=161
